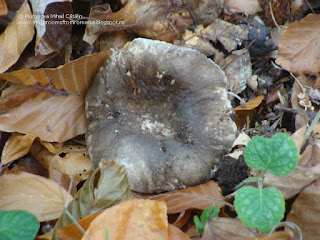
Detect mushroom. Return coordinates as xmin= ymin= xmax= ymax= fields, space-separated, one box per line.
xmin=85 ymin=38 xmax=236 ymax=193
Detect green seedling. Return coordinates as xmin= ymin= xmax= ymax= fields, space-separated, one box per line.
xmin=234 ymin=132 xmax=299 ymax=233
xmin=0 ymin=210 xmax=40 ymax=240
xmin=194 ymin=205 xmax=219 ymax=236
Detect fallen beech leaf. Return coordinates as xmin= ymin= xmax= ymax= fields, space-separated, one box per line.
xmin=201 ymin=218 xmax=255 ymax=240
xmin=148 ymin=181 xmax=224 ymax=214
xmin=57 ymin=212 xmax=190 ymax=240
xmin=247 ymin=231 xmax=294 ymax=240
xmin=36 ymin=231 xmax=53 ymax=240
xmin=266 ymin=89 xmax=280 ymax=105
xmin=56 ymin=211 xmax=102 ymax=240
xmin=286 ymin=178 xmax=320 ymax=238
xmin=209 ymin=19 xmax=249 ymax=52
xmin=0 ymin=52 xmax=107 ymax=96
xmin=0 ymin=52 xmax=108 ymax=142
xmin=1 ymin=133 xmax=36 ymax=168
xmin=220 ymin=48 xmax=252 ymax=94
xmin=168 ymin=224 xmax=190 ymax=240
xmin=81 ymin=199 xmax=169 ymax=240
xmin=0 ymin=87 xmax=87 ymax=142
xmin=185 ymin=225 xmax=198 ymax=239
xmin=0 ymin=1 xmax=34 ymax=73
xmin=173 ymin=26 xmax=220 ymax=57
xmin=84 ymin=0 xmax=222 ymax=44
xmin=233 ymin=95 xmax=264 ymax=111
xmin=30 ymin=141 xmax=93 ymax=181
xmin=53 ymin=161 xmax=133 ymax=236
xmin=38 ymin=140 xmax=64 ymax=154
xmin=276 ymin=14 xmax=320 ymax=74
xmin=0 ymin=171 xmax=73 ymax=222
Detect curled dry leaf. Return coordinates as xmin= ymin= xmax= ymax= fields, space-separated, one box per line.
xmin=147 ymin=181 xmax=224 ymax=214
xmin=0 ymin=133 xmax=36 ymax=168
xmin=276 ymin=14 xmax=320 ymax=74
xmin=81 ymin=199 xmax=169 ymax=240
xmin=220 ymin=48 xmax=252 ymax=94
xmin=0 ymin=52 xmax=108 ymax=142
xmin=0 ymin=171 xmax=73 ymax=222
xmin=30 ymin=141 xmax=93 ymax=181
xmin=234 ymin=95 xmax=264 ymax=111
xmin=209 ymin=19 xmax=249 ymax=52
xmin=53 ymin=160 xmax=133 ymax=237
xmin=173 ymin=27 xmax=221 ymax=57
xmin=0 ymin=1 xmax=34 ymax=73
xmin=286 ymin=178 xmax=320 ymax=239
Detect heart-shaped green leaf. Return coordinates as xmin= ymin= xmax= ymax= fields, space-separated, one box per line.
xmin=234 ymin=186 xmax=285 ymax=233
xmin=244 ymin=132 xmax=298 ymax=175
xmin=0 ymin=210 xmax=39 ymax=240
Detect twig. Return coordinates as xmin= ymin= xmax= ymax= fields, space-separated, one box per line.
xmin=302 ymin=108 xmax=320 ymax=147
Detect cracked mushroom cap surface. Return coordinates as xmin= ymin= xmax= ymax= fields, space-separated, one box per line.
xmin=85 ymin=38 xmax=236 ymax=193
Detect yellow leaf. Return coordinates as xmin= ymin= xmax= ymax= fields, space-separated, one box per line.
xmin=0 ymin=171 xmax=73 ymax=222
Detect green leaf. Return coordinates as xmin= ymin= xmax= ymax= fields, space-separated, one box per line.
xmin=234 ymin=186 xmax=285 ymax=233
xmin=210 ymin=205 xmax=220 ymax=218
xmin=200 ymin=206 xmax=213 ymax=223
xmin=0 ymin=210 xmax=39 ymax=240
xmin=194 ymin=205 xmax=220 ymax=236
xmin=53 ymin=161 xmax=134 ymax=239
xmin=244 ymin=132 xmax=298 ymax=175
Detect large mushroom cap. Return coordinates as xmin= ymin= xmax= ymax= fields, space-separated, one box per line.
xmin=85 ymin=38 xmax=236 ymax=193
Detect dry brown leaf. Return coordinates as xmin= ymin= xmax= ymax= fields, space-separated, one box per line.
xmin=286 ymin=178 xmax=320 ymax=239
xmin=0 ymin=1 xmax=34 ymax=73
xmin=0 ymin=171 xmax=73 ymax=222
xmin=234 ymin=95 xmax=264 ymax=111
xmin=173 ymin=26 xmax=220 ymax=57
xmin=56 ymin=211 xmax=102 ymax=240
xmin=201 ymin=218 xmax=255 ymax=240
xmin=0 ymin=87 xmax=87 ymax=142
xmin=220 ymin=48 xmax=252 ymax=94
xmin=84 ymin=0 xmax=222 ymax=44
xmin=36 ymin=231 xmax=53 ymax=240
xmin=224 ymin=0 xmax=262 ymax=15
xmin=185 ymin=225 xmax=198 ymax=239
xmin=247 ymin=231 xmax=294 ymax=240
xmin=0 ymin=133 xmax=36 ymax=167
xmin=168 ymin=224 xmax=191 ymax=240
xmin=0 ymin=51 xmax=107 ymax=95
xmin=30 ymin=141 xmax=93 ymax=181
xmin=209 ymin=19 xmax=249 ymax=52
xmin=38 ymin=140 xmax=64 ymax=154
xmin=0 ymin=52 xmax=107 ymax=142
xmin=147 ymin=181 xmax=224 ymax=214
xmin=276 ymin=14 xmax=320 ymax=74
xmin=81 ymin=199 xmax=169 ymax=240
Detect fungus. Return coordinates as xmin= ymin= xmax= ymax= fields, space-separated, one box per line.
xmin=85 ymin=38 xmax=236 ymax=193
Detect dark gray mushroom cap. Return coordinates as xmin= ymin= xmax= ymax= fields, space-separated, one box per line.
xmin=85 ymin=38 xmax=236 ymax=193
